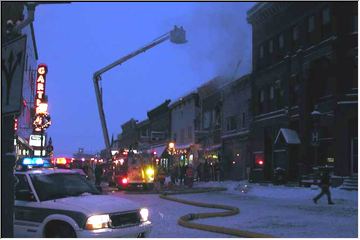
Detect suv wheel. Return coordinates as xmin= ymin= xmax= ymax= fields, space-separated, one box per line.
xmin=45 ymin=221 xmax=76 ymax=238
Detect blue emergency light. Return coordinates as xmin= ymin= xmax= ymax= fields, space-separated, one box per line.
xmin=16 ymin=157 xmax=53 ymax=171
xmin=23 ymin=157 xmax=44 ymax=165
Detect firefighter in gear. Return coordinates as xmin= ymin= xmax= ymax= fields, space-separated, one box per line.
xmin=185 ymin=164 xmax=194 ymax=188
xmin=157 ymin=166 xmax=166 ymax=187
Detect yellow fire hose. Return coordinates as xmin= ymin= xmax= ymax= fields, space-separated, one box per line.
xmin=159 ymin=187 xmax=275 ymax=238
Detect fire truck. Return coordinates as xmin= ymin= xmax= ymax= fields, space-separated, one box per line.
xmin=52 ymin=157 xmax=87 ymax=176
xmin=107 ymin=151 xmax=155 ymax=190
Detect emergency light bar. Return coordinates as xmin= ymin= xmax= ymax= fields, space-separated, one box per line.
xmin=23 ymin=157 xmax=44 ymax=165
xmin=16 ymin=157 xmax=53 ymax=171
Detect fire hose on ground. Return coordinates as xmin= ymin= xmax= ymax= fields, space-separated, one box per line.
xmin=159 ymin=187 xmax=275 ymax=238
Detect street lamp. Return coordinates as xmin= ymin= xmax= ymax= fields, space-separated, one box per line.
xmin=93 ymin=26 xmax=187 ymax=161
xmin=168 ymin=142 xmax=175 ymax=149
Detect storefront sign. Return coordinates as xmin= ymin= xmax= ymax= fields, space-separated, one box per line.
xmin=35 ymin=64 xmax=48 ymax=114
xmin=29 ymin=134 xmax=46 ymax=147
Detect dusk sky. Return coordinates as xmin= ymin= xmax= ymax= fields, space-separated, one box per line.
xmin=34 ymin=2 xmax=255 ymax=156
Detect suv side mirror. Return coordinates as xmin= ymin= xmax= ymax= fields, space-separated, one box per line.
xmin=15 ymin=189 xmax=35 ymax=201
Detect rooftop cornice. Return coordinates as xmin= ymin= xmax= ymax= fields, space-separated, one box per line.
xmin=247 ymin=2 xmax=291 ymax=25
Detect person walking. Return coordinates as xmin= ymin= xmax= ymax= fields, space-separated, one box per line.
xmin=214 ymin=162 xmax=220 ymax=182
xmin=94 ymin=163 xmax=103 ymax=187
xmin=170 ymin=164 xmax=176 ymax=185
xmin=157 ymin=166 xmax=166 ymax=187
xmin=179 ymin=163 xmax=186 ymax=185
xmin=313 ymin=169 xmax=335 ymax=205
xmin=203 ymin=160 xmax=209 ymax=182
xmin=196 ymin=163 xmax=202 ymax=182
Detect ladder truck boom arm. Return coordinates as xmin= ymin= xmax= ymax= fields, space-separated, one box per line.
xmin=92 ymin=26 xmax=186 ymax=160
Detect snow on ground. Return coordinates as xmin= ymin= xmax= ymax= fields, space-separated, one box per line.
xmin=109 ymin=181 xmax=358 ymax=238
xmin=109 ymin=191 xmax=232 ymax=238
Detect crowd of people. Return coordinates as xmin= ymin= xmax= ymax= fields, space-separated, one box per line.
xmin=167 ymin=160 xmax=222 ymax=187
xmin=78 ymin=159 xmax=223 ymax=190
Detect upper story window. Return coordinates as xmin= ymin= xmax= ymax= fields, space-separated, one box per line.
xmin=180 ymin=128 xmax=185 ymax=143
xmin=278 ymin=34 xmax=284 ymax=49
xmin=259 ymin=45 xmax=264 ymax=58
xmin=292 ymin=25 xmax=299 ymax=41
xmin=226 ymin=116 xmax=237 ymax=131
xmin=141 ymin=129 xmax=148 ymax=137
xmin=353 ymin=15 xmax=358 ymax=32
xmin=242 ymin=112 xmax=246 ymax=128
xmin=260 ymin=89 xmax=265 ymax=102
xmin=203 ymin=111 xmax=211 ymax=129
xmin=188 ymin=126 xmax=192 ymax=139
xmin=269 ymin=40 xmax=273 ymax=53
xmin=308 ymin=16 xmax=315 ymax=32
xmin=322 ymin=7 xmax=331 ymax=25
xmin=270 ymin=86 xmax=274 ymax=100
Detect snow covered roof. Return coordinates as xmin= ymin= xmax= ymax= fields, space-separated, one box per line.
xmin=274 ymin=128 xmax=301 ymax=145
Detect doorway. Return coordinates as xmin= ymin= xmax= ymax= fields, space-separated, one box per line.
xmin=351 ymin=137 xmax=358 ymax=175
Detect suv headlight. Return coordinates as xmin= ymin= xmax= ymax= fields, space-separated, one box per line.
xmin=85 ymin=214 xmax=110 ymax=230
xmin=139 ymin=208 xmax=149 ymax=222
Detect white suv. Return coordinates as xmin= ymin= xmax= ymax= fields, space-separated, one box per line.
xmin=14 ymin=163 xmax=152 ymax=238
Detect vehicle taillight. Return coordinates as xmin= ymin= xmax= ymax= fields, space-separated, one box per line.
xmin=122 ymin=178 xmax=128 ymax=184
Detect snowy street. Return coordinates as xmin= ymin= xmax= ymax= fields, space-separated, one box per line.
xmin=108 ymin=181 xmax=358 ymax=238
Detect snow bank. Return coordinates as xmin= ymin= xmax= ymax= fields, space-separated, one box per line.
xmin=194 ymin=180 xmax=358 ymax=202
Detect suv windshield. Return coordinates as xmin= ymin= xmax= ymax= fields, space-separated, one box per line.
xmin=30 ymin=173 xmax=100 ymax=201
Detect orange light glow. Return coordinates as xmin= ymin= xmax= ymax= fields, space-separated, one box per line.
xmin=36 ymin=103 xmax=48 ymax=114
xmin=56 ymin=158 xmax=67 ymax=164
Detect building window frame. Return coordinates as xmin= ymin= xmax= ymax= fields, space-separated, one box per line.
xmin=260 ymin=89 xmax=265 ymax=102
xmin=226 ymin=116 xmax=237 ymax=131
xmin=278 ymin=34 xmax=284 ymax=49
xmin=259 ymin=44 xmax=264 ymax=59
xmin=292 ymin=25 xmax=299 ymax=41
xmin=322 ymin=7 xmax=331 ymax=25
xmin=353 ymin=15 xmax=358 ymax=33
xmin=270 ymin=86 xmax=274 ymax=100
xmin=188 ymin=126 xmax=192 ymax=139
xmin=242 ymin=112 xmax=246 ymax=128
xmin=269 ymin=39 xmax=273 ymax=53
xmin=308 ymin=15 xmax=315 ymax=33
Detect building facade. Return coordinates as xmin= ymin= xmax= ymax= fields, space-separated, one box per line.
xmin=169 ymin=91 xmax=201 ymax=167
xmin=196 ymin=77 xmax=225 ymax=178
xmin=221 ymin=74 xmax=252 ymax=180
xmin=2 ymin=3 xmax=39 ymax=159
xmin=247 ymin=2 xmax=357 ymax=180
xmin=136 ymin=119 xmax=151 ymax=151
xmin=117 ymin=118 xmax=139 ymax=150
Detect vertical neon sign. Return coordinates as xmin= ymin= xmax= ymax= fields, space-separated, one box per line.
xmin=35 ymin=64 xmax=48 ymax=114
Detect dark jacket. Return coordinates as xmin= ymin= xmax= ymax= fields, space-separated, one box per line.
xmin=319 ymin=172 xmax=331 ymax=186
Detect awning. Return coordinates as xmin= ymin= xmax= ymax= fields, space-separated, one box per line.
xmin=175 ymin=143 xmax=192 ymax=149
xmin=203 ymin=144 xmax=222 ymax=152
xmin=150 ymin=144 xmax=167 ymax=157
xmin=274 ymin=128 xmax=301 ymax=145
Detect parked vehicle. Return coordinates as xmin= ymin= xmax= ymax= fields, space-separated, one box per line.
xmin=14 ymin=157 xmax=152 ymax=238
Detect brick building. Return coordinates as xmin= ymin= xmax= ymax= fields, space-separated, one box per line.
xmin=247 ymin=2 xmax=357 ymax=180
